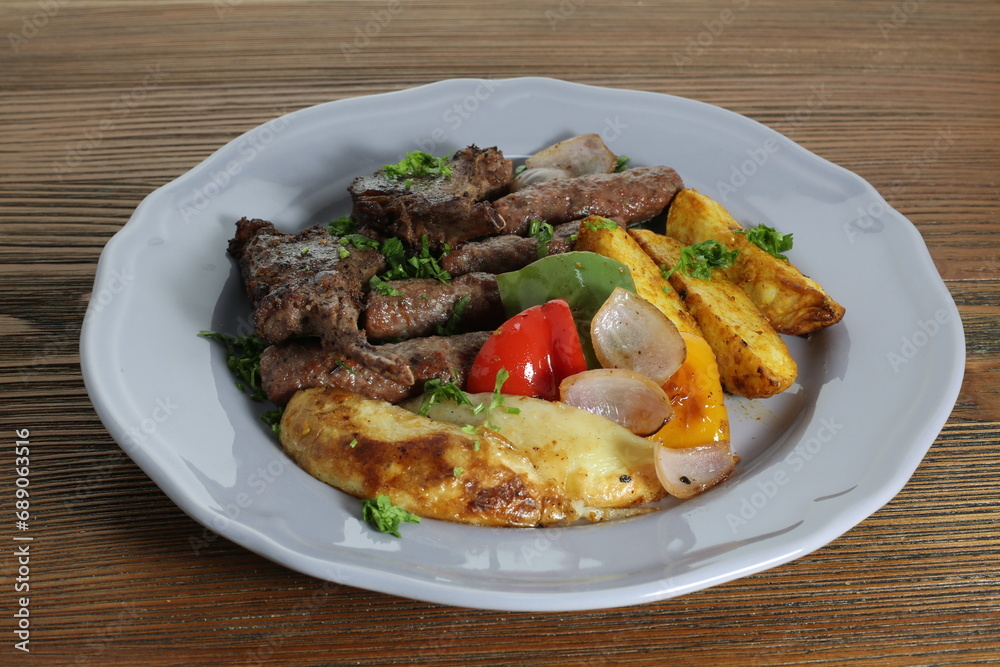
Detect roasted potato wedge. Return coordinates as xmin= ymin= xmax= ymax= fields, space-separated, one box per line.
xmin=575 ymin=219 xmax=730 ymax=447
xmin=408 ymin=393 xmax=665 ymax=517
xmin=665 ymin=188 xmax=845 ymax=335
xmin=281 ymin=387 xmax=666 ymax=527
xmin=574 ymin=216 xmax=701 ymax=337
xmin=630 ymin=229 xmax=797 ymax=399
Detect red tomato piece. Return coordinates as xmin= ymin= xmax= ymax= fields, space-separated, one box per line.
xmin=467 ymin=299 xmax=587 ymax=401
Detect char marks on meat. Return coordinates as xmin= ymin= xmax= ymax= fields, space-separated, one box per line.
xmin=365 ymin=273 xmax=503 ymax=342
xmin=228 ymin=217 xmax=415 ymax=386
xmin=349 ymin=145 xmax=513 ymax=249
xmin=260 ymin=331 xmax=492 ymax=405
xmin=492 ymin=166 xmax=684 ymax=236
xmin=442 ymin=221 xmax=581 ymax=276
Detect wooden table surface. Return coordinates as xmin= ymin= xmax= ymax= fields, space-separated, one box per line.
xmin=2 ymin=0 xmax=998 ymax=664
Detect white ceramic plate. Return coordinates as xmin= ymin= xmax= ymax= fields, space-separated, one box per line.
xmin=80 ymin=78 xmax=964 ymax=611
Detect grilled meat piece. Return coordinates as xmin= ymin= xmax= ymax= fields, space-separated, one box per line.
xmin=492 ymin=166 xmax=684 ymax=236
xmin=441 ymin=221 xmax=581 ymax=276
xmin=349 ymin=145 xmax=513 ymax=249
xmin=228 ymin=217 xmax=414 ymax=386
xmin=260 ymin=331 xmax=491 ymax=405
xmin=364 ymin=273 xmax=503 ymax=342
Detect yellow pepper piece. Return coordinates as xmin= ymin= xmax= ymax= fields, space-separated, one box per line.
xmin=650 ymin=332 xmax=730 ymax=449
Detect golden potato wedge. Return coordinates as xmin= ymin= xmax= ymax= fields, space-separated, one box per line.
xmin=281 ymin=387 xmax=571 ymax=527
xmin=574 ymin=218 xmax=731 ymax=448
xmin=407 ymin=392 xmax=665 ymax=516
xmin=281 ymin=387 xmax=666 ymax=527
xmin=665 ymin=188 xmax=845 ymax=335
xmin=574 ymin=216 xmax=701 ymax=337
xmin=630 ymin=229 xmax=797 ymax=399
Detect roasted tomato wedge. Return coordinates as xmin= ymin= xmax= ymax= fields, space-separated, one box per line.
xmin=468 ymin=299 xmax=587 ymax=400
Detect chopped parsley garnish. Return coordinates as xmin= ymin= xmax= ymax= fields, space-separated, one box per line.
xmin=484 ymin=368 xmax=520 ymax=430
xmin=369 ymin=274 xmax=405 ymax=297
xmin=418 ymin=378 xmax=481 ymax=417
xmin=349 ymin=438 xmax=359 ymax=448
xmin=382 ymin=151 xmax=453 ymax=181
xmin=300 ymin=246 xmax=310 ymax=256
xmin=338 ymin=247 xmax=351 ymax=259
xmin=198 ymin=330 xmax=282 ymax=434
xmin=379 ymin=235 xmax=451 ymax=283
xmin=584 ymin=217 xmax=618 ymax=232
xmin=334 ymin=360 xmax=357 ymax=375
xmin=341 ymin=233 xmax=380 ymax=251
xmin=327 ymin=215 xmax=356 ymax=236
xmin=361 ymin=494 xmax=421 ymax=538
xmin=453 ymin=467 xmax=464 ymax=477
xmin=662 ymin=239 xmax=739 ymax=281
xmin=197 ymin=331 xmax=269 ymax=400
xmin=736 ymin=224 xmax=794 ymax=260
xmin=260 ymin=407 xmax=283 ymax=435
xmin=436 ymin=296 xmax=470 ymax=336
xmin=528 ymin=219 xmax=555 ymax=258
xmin=614 ymin=155 xmax=630 ymax=172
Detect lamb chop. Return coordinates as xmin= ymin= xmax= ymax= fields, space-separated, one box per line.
xmin=228 ymin=217 xmax=415 ymax=386
xmin=349 ymin=145 xmax=512 ymax=250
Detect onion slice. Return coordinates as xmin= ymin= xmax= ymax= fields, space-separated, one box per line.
xmin=510 ymin=167 xmax=573 ymax=192
xmin=590 ymin=287 xmax=687 ymax=385
xmin=559 ymin=368 xmax=673 ymax=436
xmin=654 ymin=441 xmax=737 ymax=499
xmin=525 ymin=133 xmax=618 ymax=176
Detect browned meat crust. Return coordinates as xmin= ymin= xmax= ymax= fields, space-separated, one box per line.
xmin=228 ymin=217 xmax=414 ymax=386
xmin=441 ymin=220 xmax=581 ymax=276
xmin=349 ymin=145 xmax=512 ymax=249
xmin=491 ymin=166 xmax=684 ymax=236
xmin=260 ymin=331 xmax=491 ymax=405
xmin=364 ymin=273 xmax=503 ymax=342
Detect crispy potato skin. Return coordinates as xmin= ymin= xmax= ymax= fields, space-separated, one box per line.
xmin=631 ymin=229 xmax=797 ymax=399
xmin=575 ymin=217 xmax=702 ymax=337
xmin=665 ymin=189 xmax=845 ymax=335
xmin=281 ymin=387 xmax=572 ymax=527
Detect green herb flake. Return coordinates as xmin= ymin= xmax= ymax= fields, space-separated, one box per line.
xmin=614 ymin=155 xmax=630 ymax=172
xmin=260 ymin=407 xmax=283 ymax=435
xmin=453 ymin=467 xmax=464 ymax=477
xmin=361 ymin=494 xmax=421 ymax=538
xmin=418 ymin=378 xmax=479 ymax=417
xmin=338 ymin=246 xmax=351 ymax=259
xmin=528 ymin=219 xmax=555 ymax=258
xmin=342 ymin=233 xmax=380 ymax=251
xmin=369 ymin=274 xmax=405 ymax=297
xmin=583 ymin=217 xmax=618 ymax=232
xmin=334 ymin=360 xmax=357 ymax=375
xmin=736 ymin=224 xmax=794 ymax=260
xmin=300 ymin=246 xmax=310 ymax=256
xmin=662 ymin=239 xmax=739 ymax=281
xmin=382 ymin=151 xmax=453 ymax=181
xmin=483 ymin=368 xmax=513 ymax=430
xmin=198 ymin=331 xmax=269 ymax=401
xmin=349 ymin=438 xmax=359 ymax=448
xmin=327 ymin=215 xmax=356 ymax=236
xmin=436 ymin=295 xmax=471 ymax=336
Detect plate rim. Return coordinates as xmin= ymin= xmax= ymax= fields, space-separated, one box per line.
xmin=80 ymin=77 xmax=966 ymax=611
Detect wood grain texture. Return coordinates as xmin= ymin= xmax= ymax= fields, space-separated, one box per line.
xmin=1 ymin=0 xmax=997 ymax=664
